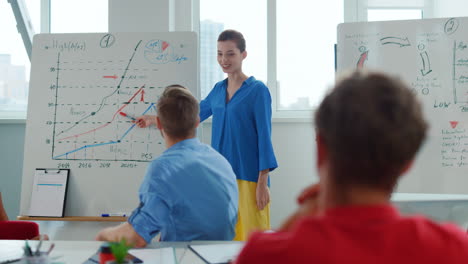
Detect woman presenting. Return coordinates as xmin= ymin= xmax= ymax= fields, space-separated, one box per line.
xmin=136 ymin=30 xmax=277 ymax=241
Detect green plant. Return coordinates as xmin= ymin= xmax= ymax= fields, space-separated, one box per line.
xmin=110 ymin=238 xmax=132 ymax=263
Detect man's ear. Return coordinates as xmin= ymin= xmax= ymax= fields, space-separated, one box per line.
xmin=156 ymin=116 xmax=163 ymax=130
xmin=316 ymin=133 xmax=328 ymax=168
xmin=242 ymin=50 xmax=247 ymax=60
xmin=195 ymin=116 xmax=200 ymax=128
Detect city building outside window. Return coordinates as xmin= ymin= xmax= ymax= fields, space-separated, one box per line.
xmin=0 ymin=0 xmax=39 ymax=118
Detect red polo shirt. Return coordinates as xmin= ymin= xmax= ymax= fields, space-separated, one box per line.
xmin=235 ymin=204 xmax=468 ymax=264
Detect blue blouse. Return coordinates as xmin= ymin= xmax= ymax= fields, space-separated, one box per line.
xmin=200 ymin=76 xmax=278 ymax=183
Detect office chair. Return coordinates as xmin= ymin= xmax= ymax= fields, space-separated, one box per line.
xmin=0 ymin=220 xmax=39 ymax=240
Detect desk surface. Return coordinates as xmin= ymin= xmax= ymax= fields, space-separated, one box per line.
xmin=0 ymin=240 xmax=243 ymax=264
xmin=391 ymin=193 xmax=468 ymax=202
xmin=17 ymin=216 xmax=127 ymax=222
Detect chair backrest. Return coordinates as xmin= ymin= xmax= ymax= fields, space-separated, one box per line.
xmin=0 ymin=221 xmax=39 ymax=240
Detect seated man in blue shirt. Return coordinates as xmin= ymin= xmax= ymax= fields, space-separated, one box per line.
xmin=96 ymin=85 xmax=239 ymax=247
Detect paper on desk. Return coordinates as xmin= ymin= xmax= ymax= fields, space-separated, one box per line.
xmin=129 ymin=247 xmax=176 ymax=264
xmin=189 ymin=243 xmax=244 ymax=264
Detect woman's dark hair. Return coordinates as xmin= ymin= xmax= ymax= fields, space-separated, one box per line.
xmin=218 ymin=29 xmax=246 ymax=52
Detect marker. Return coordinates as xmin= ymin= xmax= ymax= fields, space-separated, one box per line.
xmin=119 ymin=112 xmax=136 ymax=121
xmin=35 ymin=235 xmax=43 ymax=256
xmin=101 ymin=213 xmax=127 ymax=217
xmin=24 ymin=241 xmax=33 ymax=256
xmin=46 ymin=243 xmax=55 ymax=255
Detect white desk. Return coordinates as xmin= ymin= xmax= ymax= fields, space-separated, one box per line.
xmin=0 ymin=240 xmax=243 ymax=264
xmin=392 ymin=193 xmax=468 ymax=202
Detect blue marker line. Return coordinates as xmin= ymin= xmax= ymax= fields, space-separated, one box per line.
xmin=142 ymin=103 xmax=155 ymax=115
xmin=120 ymin=124 xmax=136 ymax=140
xmin=53 ymin=141 xmax=116 ymax=159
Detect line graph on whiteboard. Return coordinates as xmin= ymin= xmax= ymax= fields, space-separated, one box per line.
xmin=48 ymin=39 xmax=169 ymax=162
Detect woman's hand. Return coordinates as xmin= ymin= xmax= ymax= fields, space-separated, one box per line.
xmin=256 ymin=170 xmax=270 ymax=210
xmin=256 ymin=183 xmax=270 ymax=211
xmin=134 ymin=115 xmax=157 ymax=128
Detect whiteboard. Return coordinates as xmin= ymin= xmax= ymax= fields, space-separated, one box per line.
xmin=337 ymin=17 xmax=468 ymax=194
xmin=21 ymin=32 xmax=198 ymax=216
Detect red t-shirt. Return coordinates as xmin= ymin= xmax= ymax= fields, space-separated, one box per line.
xmin=235 ymin=205 xmax=468 ymax=264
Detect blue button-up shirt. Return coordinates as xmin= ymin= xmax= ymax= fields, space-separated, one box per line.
xmin=200 ymin=76 xmax=278 ymax=183
xmin=129 ymin=138 xmax=238 ymax=242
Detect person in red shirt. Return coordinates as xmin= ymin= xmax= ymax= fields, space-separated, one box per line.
xmin=0 ymin=193 xmax=8 ymax=222
xmin=234 ymin=71 xmax=468 ymax=264
xmin=0 ymin=192 xmax=48 ymax=240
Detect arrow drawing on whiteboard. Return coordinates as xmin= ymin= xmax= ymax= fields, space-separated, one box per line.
xmin=380 ymin=37 xmax=411 ymax=47
xmin=103 ymin=75 xmax=118 ymax=79
xmin=357 ymin=50 xmax=369 ymax=68
xmin=420 ymin=51 xmax=432 ymax=76
xmin=140 ymin=88 xmax=145 ymax=102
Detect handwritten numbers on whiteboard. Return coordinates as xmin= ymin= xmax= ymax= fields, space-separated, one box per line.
xmin=444 ymin=18 xmax=459 ymax=35
xmin=100 ymin=34 xmax=116 ymax=48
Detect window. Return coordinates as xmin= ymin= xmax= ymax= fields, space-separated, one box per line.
xmin=199 ymin=0 xmax=267 ymax=99
xmin=367 ymin=9 xmax=423 ymax=22
xmin=0 ymin=0 xmax=40 ymax=118
xmin=359 ymin=0 xmax=428 ymax=21
xmin=51 ymin=0 xmax=107 ymax=33
xmin=276 ymin=0 xmax=343 ymax=111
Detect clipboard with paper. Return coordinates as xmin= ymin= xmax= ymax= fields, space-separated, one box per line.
xmin=28 ymin=168 xmax=70 ymax=217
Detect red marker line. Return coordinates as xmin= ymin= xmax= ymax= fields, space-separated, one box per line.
xmin=119 ymin=112 xmax=136 ymax=121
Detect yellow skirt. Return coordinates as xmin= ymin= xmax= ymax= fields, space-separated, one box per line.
xmin=233 ymin=179 xmax=270 ymax=241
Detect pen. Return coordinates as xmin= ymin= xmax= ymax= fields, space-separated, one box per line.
xmin=46 ymin=243 xmax=55 ymax=255
xmin=101 ymin=213 xmax=127 ymax=217
xmin=35 ymin=235 xmax=43 ymax=255
xmin=24 ymin=241 xmax=33 ymax=256
xmin=119 ymin=112 xmax=136 ymax=121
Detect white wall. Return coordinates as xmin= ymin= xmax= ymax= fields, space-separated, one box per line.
xmin=0 ymin=123 xmax=25 ymax=220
